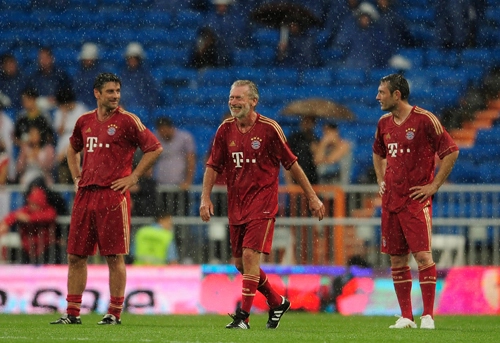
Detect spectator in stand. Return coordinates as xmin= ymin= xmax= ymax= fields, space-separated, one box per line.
xmin=153 ymin=117 xmax=196 ymax=216
xmin=275 ymin=20 xmax=319 ymax=68
xmin=320 ymin=0 xmax=361 ymax=48
xmin=0 ymin=137 xmax=10 ymax=221
xmin=132 ymin=209 xmax=179 ymax=265
xmin=52 ymin=87 xmax=89 ymax=184
xmin=0 ymin=53 xmax=25 ymax=112
xmin=333 ymin=2 xmax=388 ymax=69
xmin=188 ymin=27 xmax=220 ymax=69
xmin=73 ymin=43 xmax=102 ymax=109
xmin=285 ymin=115 xmax=319 ymax=185
xmin=0 ymin=186 xmax=57 ymax=264
xmin=202 ymin=0 xmax=251 ymax=67
xmin=119 ymin=42 xmax=161 ymax=113
xmin=14 ymin=87 xmax=54 ymax=148
xmin=26 ymin=47 xmax=72 ymax=110
xmin=433 ymin=0 xmax=487 ymax=49
xmin=313 ymin=121 xmax=352 ymax=185
xmin=376 ymin=0 xmax=415 ymax=50
xmin=16 ymin=125 xmax=56 ymax=187
xmin=153 ymin=117 xmax=196 ymax=261
xmin=0 ymin=93 xmax=15 ymax=182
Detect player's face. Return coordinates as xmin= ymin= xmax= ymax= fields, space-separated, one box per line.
xmin=228 ymin=86 xmax=256 ymax=119
xmin=95 ymin=81 xmax=121 ymax=111
xmin=376 ymin=82 xmax=397 ymax=112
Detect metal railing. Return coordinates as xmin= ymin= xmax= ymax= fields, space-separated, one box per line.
xmin=1 ymin=184 xmax=499 ymax=266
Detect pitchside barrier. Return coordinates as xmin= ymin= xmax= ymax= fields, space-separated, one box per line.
xmin=0 ymin=184 xmax=499 ymax=267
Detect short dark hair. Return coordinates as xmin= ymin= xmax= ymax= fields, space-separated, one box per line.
xmin=22 ymin=87 xmax=39 ymax=98
xmin=93 ymin=73 xmax=121 ymax=92
xmin=55 ymin=87 xmax=76 ymax=104
xmin=156 ymin=116 xmax=173 ymax=128
xmin=380 ymin=73 xmax=410 ymax=100
xmin=324 ymin=121 xmax=338 ymax=130
xmin=155 ymin=208 xmax=172 ymax=221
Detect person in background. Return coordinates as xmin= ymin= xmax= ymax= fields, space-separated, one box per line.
xmin=73 ymin=43 xmax=103 ymax=109
xmin=26 ymin=47 xmax=72 ymax=110
xmin=153 ymin=116 xmax=196 ymax=261
xmin=285 ymin=115 xmax=319 ymax=185
xmin=16 ymin=126 xmax=55 ymax=187
xmin=0 ymin=53 xmax=25 ymax=112
xmin=0 ymin=186 xmax=57 ymax=264
xmin=0 ymin=137 xmax=10 ymax=221
xmin=52 ymin=87 xmax=89 ymax=184
xmin=188 ymin=27 xmax=220 ymax=69
xmin=132 ymin=209 xmax=179 ymax=265
xmin=14 ymin=87 xmax=54 ymax=148
xmin=313 ymin=121 xmax=352 ymax=185
xmin=119 ymin=42 xmax=161 ymax=113
xmin=50 ymin=73 xmax=163 ymax=326
xmin=372 ymin=74 xmax=459 ymax=330
xmin=130 ymin=151 xmax=159 ymax=218
xmin=200 ymin=80 xmax=325 ymax=329
xmin=0 ymin=93 xmax=15 ymax=182
xmin=275 ymin=20 xmax=319 ymax=68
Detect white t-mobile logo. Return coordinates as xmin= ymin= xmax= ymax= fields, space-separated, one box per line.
xmin=388 ymin=143 xmax=398 ymax=157
xmin=86 ymin=137 xmax=110 ymax=152
xmin=232 ymin=152 xmax=256 ymax=168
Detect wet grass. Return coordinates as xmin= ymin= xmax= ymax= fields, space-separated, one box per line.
xmin=0 ymin=313 xmax=499 ymax=343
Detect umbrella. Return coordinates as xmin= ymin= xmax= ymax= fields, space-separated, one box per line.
xmin=280 ymin=98 xmax=355 ymax=120
xmin=250 ymin=3 xmax=321 ymax=31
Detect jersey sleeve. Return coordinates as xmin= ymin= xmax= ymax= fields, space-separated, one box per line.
xmin=124 ymin=112 xmax=162 ymax=153
xmin=372 ymin=121 xmax=387 ymax=158
xmin=69 ymin=116 xmax=84 ymax=152
xmin=425 ymin=115 xmax=459 ymax=159
xmin=206 ymin=125 xmax=225 ymax=174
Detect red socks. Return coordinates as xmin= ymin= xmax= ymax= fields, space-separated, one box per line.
xmin=257 ymin=268 xmax=282 ymax=308
xmin=418 ymin=263 xmax=437 ymax=318
xmin=391 ymin=266 xmax=413 ymax=320
xmin=108 ymin=296 xmax=125 ymax=320
xmin=66 ymin=294 xmax=82 ymax=317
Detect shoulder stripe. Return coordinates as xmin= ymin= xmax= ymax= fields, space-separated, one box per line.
xmin=121 ymin=109 xmax=147 ymax=131
xmin=414 ymin=106 xmax=443 ymax=134
xmin=258 ymin=115 xmax=287 ymax=143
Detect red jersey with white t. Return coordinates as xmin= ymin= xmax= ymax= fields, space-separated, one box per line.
xmin=69 ymin=107 xmax=161 ymax=187
xmin=207 ymin=114 xmax=297 ymax=225
xmin=373 ymin=106 xmax=459 ymax=213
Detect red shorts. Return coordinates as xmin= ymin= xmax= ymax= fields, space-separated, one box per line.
xmin=230 ymin=218 xmax=275 ymax=257
xmin=380 ymin=204 xmax=432 ymax=255
xmin=67 ymin=187 xmax=131 ymax=256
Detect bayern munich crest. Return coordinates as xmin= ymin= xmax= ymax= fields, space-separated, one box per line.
xmin=107 ymin=124 xmax=117 ymax=136
xmin=405 ymin=128 xmax=415 ymax=140
xmin=251 ymin=136 xmax=262 ymax=150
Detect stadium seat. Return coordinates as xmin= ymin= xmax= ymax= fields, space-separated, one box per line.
xmin=475 ymin=128 xmax=500 ymax=145
xmin=267 ymin=68 xmax=299 ymax=86
xmin=233 ymin=48 xmax=258 ymax=67
xmin=251 ymin=28 xmax=280 ymax=48
xmin=460 ymin=48 xmax=493 ymax=68
xmin=301 ymin=68 xmax=333 ymax=86
xmin=333 ymin=68 xmax=367 ymax=86
xmin=197 ymin=68 xmax=234 ymax=87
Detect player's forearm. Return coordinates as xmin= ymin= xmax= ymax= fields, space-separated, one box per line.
xmin=66 ymin=145 xmax=81 ymax=180
xmin=372 ymin=153 xmax=386 ymax=184
xmin=201 ymin=167 xmax=217 ymax=200
xmin=132 ymin=148 xmax=163 ymax=181
xmin=432 ymin=150 xmax=459 ymax=189
xmin=289 ymin=162 xmax=317 ymax=199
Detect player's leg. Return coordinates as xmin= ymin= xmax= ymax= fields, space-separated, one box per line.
xmin=51 ymin=189 xmax=95 ymax=325
xmin=382 ymin=209 xmax=416 ymax=329
xmin=95 ymin=189 xmax=130 ymax=325
xmin=408 ymin=206 xmax=436 ymax=329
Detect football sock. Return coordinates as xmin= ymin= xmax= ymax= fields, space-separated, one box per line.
xmin=108 ymin=296 xmax=124 ymax=319
xmin=418 ymin=262 xmax=437 ymax=318
xmin=257 ymin=268 xmax=282 ymax=308
xmin=391 ymin=266 xmax=413 ymax=320
xmin=66 ymin=294 xmax=82 ymax=317
xmin=241 ymin=274 xmax=259 ymax=316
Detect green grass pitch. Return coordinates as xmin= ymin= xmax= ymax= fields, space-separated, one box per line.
xmin=0 ymin=313 xmax=499 ymax=343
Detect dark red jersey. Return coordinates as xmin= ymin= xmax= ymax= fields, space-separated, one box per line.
xmin=373 ymin=106 xmax=459 ymax=212
xmin=69 ymin=107 xmax=161 ymax=187
xmin=207 ymin=114 xmax=297 ymax=224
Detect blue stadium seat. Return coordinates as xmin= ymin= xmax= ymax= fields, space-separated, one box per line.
xmin=234 ymin=48 xmax=258 ymax=67
xmin=460 ymin=48 xmax=493 ymax=68
xmin=197 ymin=68 xmax=234 ymax=87
xmin=333 ymin=68 xmax=367 ymax=86
xmin=267 ymin=68 xmax=299 ymax=86
xmin=348 ymin=104 xmax=381 ymax=124
xmin=251 ymin=28 xmax=279 ymax=48
xmin=254 ymin=46 xmax=275 ymax=67
xmin=301 ymin=68 xmax=333 ymax=86
xmin=448 ymin=160 xmax=481 ymax=184
xmin=397 ymin=48 xmax=425 ymax=68
xmin=175 ymin=10 xmax=202 ymax=29
xmin=475 ymin=128 xmax=500 ymax=145
xmin=231 ymin=67 xmax=268 ymax=85
xmin=158 ymin=67 xmax=197 ymax=87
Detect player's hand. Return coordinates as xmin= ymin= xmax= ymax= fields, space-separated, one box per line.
xmin=409 ymin=184 xmax=438 ymax=203
xmin=111 ymin=174 xmax=138 ymax=194
xmin=309 ymin=196 xmax=325 ymax=221
xmin=199 ymin=198 xmax=214 ymax=222
xmin=378 ymin=181 xmax=386 ymax=196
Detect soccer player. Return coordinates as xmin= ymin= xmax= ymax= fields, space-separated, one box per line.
xmin=50 ymin=73 xmax=162 ymax=325
xmin=372 ymin=74 xmax=459 ymax=330
xmin=200 ymin=80 xmax=325 ymax=329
